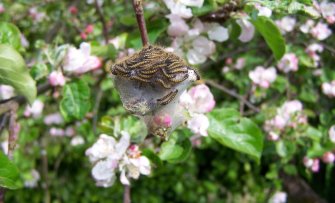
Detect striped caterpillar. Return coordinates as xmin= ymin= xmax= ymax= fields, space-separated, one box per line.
xmin=108 ymin=45 xmax=200 ymax=106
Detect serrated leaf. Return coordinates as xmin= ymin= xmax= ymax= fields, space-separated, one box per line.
xmin=251 ymin=16 xmax=286 ymax=60
xmin=0 ymin=22 xmax=22 ymax=50
xmin=0 ymin=151 xmax=22 ymax=189
xmin=0 ymin=44 xmax=36 ymax=103
xmin=208 ymin=108 xmax=264 ymax=160
xmin=60 ymin=80 xmax=91 ymax=121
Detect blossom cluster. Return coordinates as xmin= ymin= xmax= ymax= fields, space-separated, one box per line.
xmin=85 ymin=132 xmax=151 ymax=187
xmin=180 ymin=84 xmax=215 ymax=136
xmin=264 ymin=100 xmax=307 ymax=141
xmin=163 ymin=0 xmax=267 ymax=65
xmin=249 ymin=66 xmax=277 ymax=89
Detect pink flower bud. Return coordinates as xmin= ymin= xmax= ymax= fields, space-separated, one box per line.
xmin=85 ymin=24 xmax=94 ymax=34
xmin=48 ymin=71 xmax=66 ymax=87
xmin=69 ymin=6 xmax=78 ymax=15
xmin=322 ymin=152 xmax=335 ymax=163
xmin=267 ymin=131 xmax=279 ymax=141
xmin=80 ymin=32 xmax=87 ymax=40
xmin=311 ymin=159 xmax=320 ymax=173
xmin=225 ymin=58 xmax=233 ymax=65
xmin=153 ymin=113 xmax=172 ymax=128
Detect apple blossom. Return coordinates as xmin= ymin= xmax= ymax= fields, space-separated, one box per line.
xmin=29 ymin=7 xmax=46 ymax=22
xmin=249 ymin=66 xmax=277 ymax=88
xmin=277 ymin=53 xmax=299 ymax=73
xmin=186 ymin=49 xmax=207 ymax=65
xmin=207 ymin=23 xmax=229 ymax=42
xmin=49 ymin=127 xmax=65 ymax=137
xmin=86 ymin=132 xmax=151 ymax=187
xmin=321 ymin=81 xmax=335 ymax=97
xmin=163 ymin=0 xmax=192 ymax=19
xmin=305 ymin=43 xmax=323 ymax=66
xmin=236 ymin=19 xmax=255 ymax=42
xmin=119 ymin=155 xmax=151 ymax=185
xmin=254 ymin=4 xmax=272 ymax=17
xmin=329 ymin=125 xmax=335 ymax=143
xmin=71 ymin=136 xmax=85 ymax=146
xmin=180 ymin=0 xmax=204 ymax=8
xmin=235 ymin=58 xmax=246 ymax=70
xmin=63 ymin=42 xmax=101 ymax=74
xmin=187 ymin=113 xmax=210 ymax=136
xmin=269 ymin=191 xmax=287 ymax=203
xmin=187 ymin=19 xmax=204 ymax=37
xmin=319 ymin=0 xmax=335 ymax=23
xmin=86 ymin=133 xmax=122 ymax=163
xmin=166 ymin=14 xmax=189 ymax=37
xmin=0 ymin=85 xmax=15 ymax=100
xmin=48 ymin=71 xmax=66 ymax=86
xmin=300 ymin=20 xmax=315 ymax=33
xmin=44 ymin=113 xmax=64 ymax=125
xmin=192 ymin=36 xmax=216 ymax=57
xmin=310 ymin=22 xmax=332 ymax=40
xmin=24 ymin=99 xmax=44 ymax=118
xmin=183 ymin=84 xmax=216 ymax=114
xmin=65 ymin=127 xmax=75 ymax=137
xmin=322 ymin=152 xmax=335 ymax=163
xmin=276 ymin=17 xmax=296 ymax=34
xmin=264 ymin=100 xmax=306 ymax=136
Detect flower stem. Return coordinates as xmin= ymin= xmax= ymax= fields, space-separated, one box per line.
xmin=123 ymin=185 xmax=131 ymax=203
xmin=132 ymin=0 xmax=149 ymax=46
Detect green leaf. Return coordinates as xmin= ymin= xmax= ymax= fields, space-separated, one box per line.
xmin=208 ymin=108 xmax=264 ymax=160
xmin=60 ymin=80 xmax=91 ymax=121
xmin=142 ymin=149 xmax=162 ymax=167
xmin=251 ymin=16 xmax=286 ymax=60
xmin=0 ymin=22 xmax=22 ymax=50
xmin=0 ymin=151 xmax=22 ymax=189
xmin=159 ymin=133 xmax=192 ymax=163
xmin=30 ymin=63 xmax=49 ymax=81
xmin=0 ymin=44 xmax=36 ymax=103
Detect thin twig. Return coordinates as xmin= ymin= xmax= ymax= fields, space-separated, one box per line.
xmin=206 ymin=80 xmax=260 ymax=113
xmin=94 ymin=0 xmax=109 ymax=44
xmin=7 ymin=103 xmax=19 ymax=160
xmin=93 ymin=89 xmax=103 ymax=134
xmin=132 ymin=0 xmax=149 ymax=46
xmin=41 ymin=140 xmax=50 ymax=203
xmin=0 ymin=101 xmax=18 ymax=203
xmin=123 ymin=185 xmax=131 ymax=203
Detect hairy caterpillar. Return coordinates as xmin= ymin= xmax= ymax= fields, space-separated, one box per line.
xmin=109 ymin=45 xmax=200 ymax=106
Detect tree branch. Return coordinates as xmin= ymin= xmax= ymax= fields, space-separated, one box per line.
xmin=205 ymin=80 xmax=260 ymax=113
xmin=132 ymin=0 xmax=149 ymax=46
xmin=94 ymin=0 xmax=109 ymax=44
